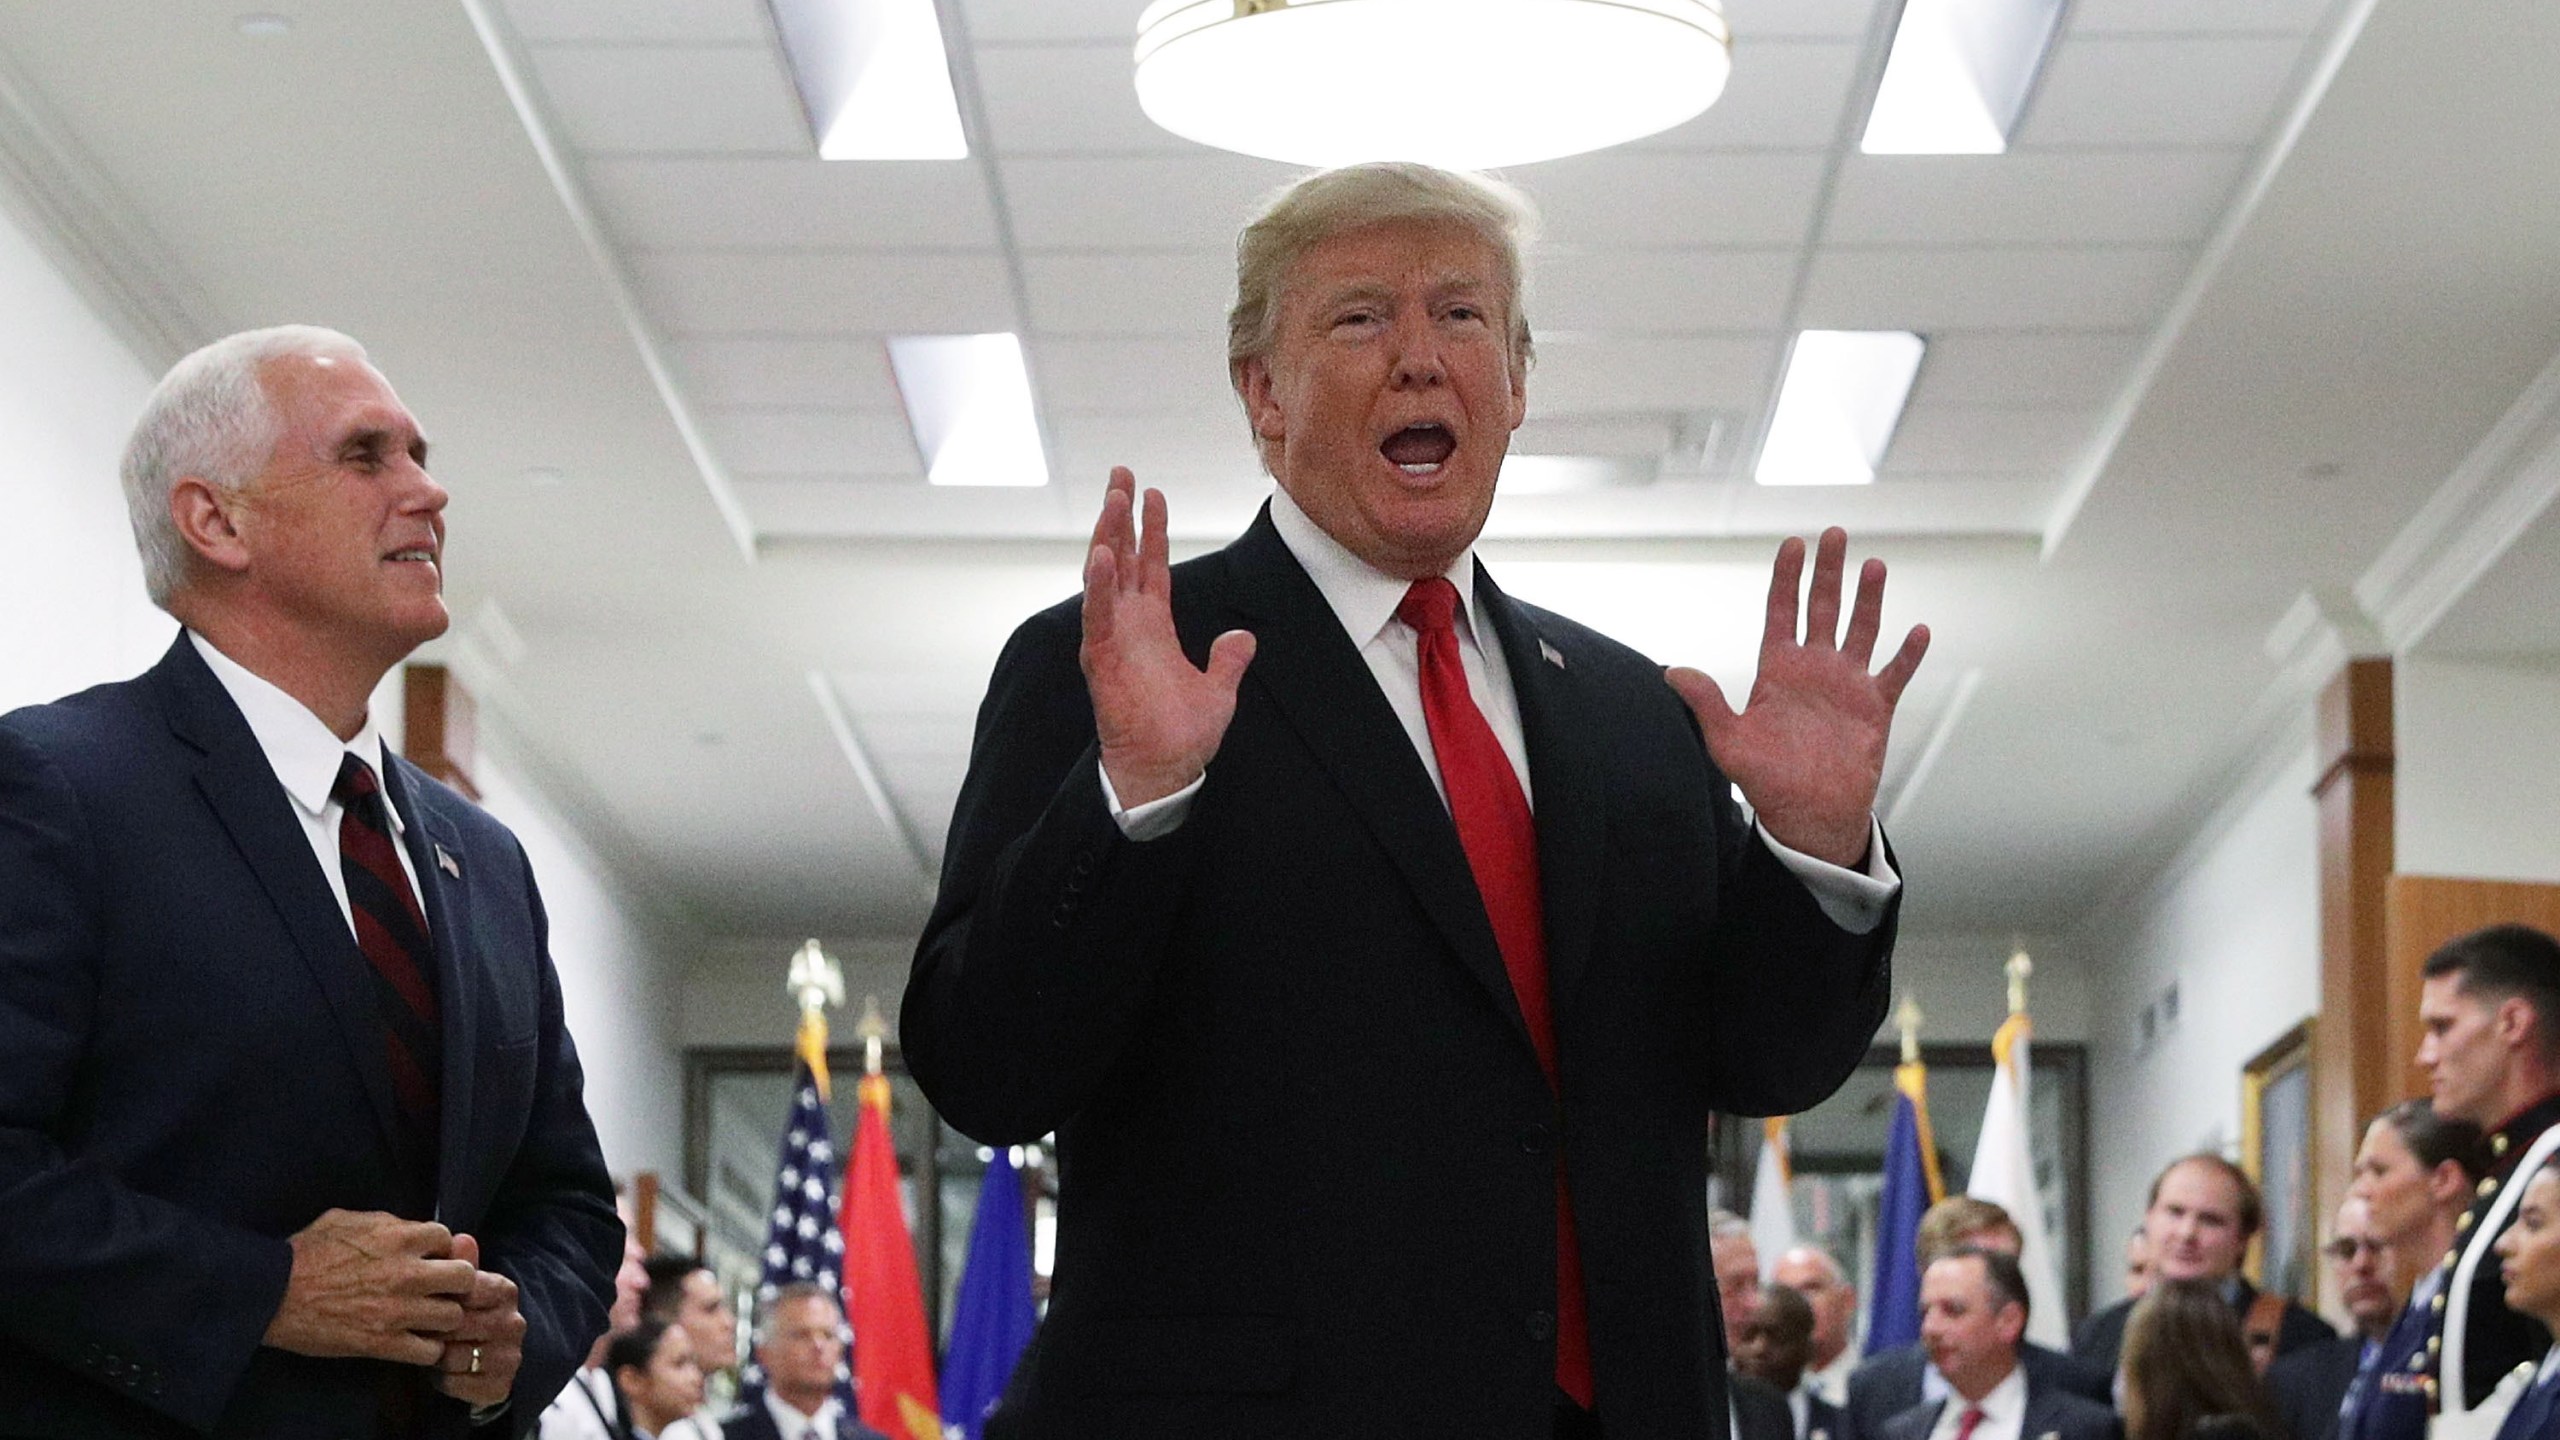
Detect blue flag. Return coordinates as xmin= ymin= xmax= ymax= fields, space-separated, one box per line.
xmin=941 ymin=1149 xmax=1039 ymax=1439
xmin=1865 ymin=1060 xmax=1943 ymax=1356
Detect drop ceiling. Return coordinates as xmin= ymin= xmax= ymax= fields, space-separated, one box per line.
xmin=1 ymin=0 xmax=2555 ymax=948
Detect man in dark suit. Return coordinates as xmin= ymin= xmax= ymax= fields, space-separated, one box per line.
xmin=2073 ymin=1155 xmax=2333 ymax=1376
xmin=2269 ymin=1199 xmax=2401 ymax=1440
xmin=1876 ymin=1250 xmax=2119 ymax=1440
xmin=1847 ymin=1198 xmax=2111 ymax=1440
xmin=0 ymin=326 xmax=620 ymax=1435
xmin=1737 ymin=1282 xmax=1846 ymax=1440
xmin=718 ymin=1285 xmax=889 ymax=1440
xmin=905 ymin=163 xmax=1926 ymax=1440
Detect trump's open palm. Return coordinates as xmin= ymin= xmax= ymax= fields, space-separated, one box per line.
xmin=1666 ymin=528 xmax=1928 ymax=868
xmin=1081 ymin=468 xmax=1257 ymax=808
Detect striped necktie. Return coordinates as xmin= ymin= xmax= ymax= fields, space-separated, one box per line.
xmin=332 ymin=753 xmax=442 ymax=1202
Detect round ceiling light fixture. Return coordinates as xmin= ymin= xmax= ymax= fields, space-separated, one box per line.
xmin=1134 ymin=0 xmax=1732 ymax=171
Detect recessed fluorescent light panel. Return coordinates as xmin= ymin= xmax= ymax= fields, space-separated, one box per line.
xmin=1862 ymin=0 xmax=2064 ymax=155
xmin=1754 ymin=331 xmax=1925 ymax=488
xmin=768 ymin=0 xmax=968 ymax=160
xmin=889 ymin=333 xmax=1049 ymax=488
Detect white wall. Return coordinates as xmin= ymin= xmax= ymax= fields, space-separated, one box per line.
xmin=2398 ymin=656 xmax=2560 ymax=883
xmin=681 ymin=934 xmax=915 ymax=1050
xmin=2074 ymin=728 xmax=2324 ymax=1309
xmin=1886 ymin=931 xmax=2094 ymax=1043
xmin=0 ymin=197 xmax=172 ymax=709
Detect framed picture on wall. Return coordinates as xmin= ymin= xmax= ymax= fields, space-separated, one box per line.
xmin=2241 ymin=1020 xmax=2316 ymax=1300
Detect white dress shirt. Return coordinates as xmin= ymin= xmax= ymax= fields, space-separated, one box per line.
xmin=189 ymin=631 xmax=427 ymax=937
xmin=1927 ymin=1365 xmax=2027 ymax=1440
xmin=1809 ymin=1348 xmax=1858 ymax=1407
xmin=1103 ymin=486 xmax=1900 ymax=932
xmin=537 ymin=1368 xmax=619 ymax=1440
xmin=759 ymin=1388 xmax=845 ymax=1440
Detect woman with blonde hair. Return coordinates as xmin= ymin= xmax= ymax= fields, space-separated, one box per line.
xmin=2121 ymin=1280 xmax=2284 ymax=1440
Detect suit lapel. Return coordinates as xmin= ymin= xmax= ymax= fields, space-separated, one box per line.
xmin=1213 ymin=512 xmax=1531 ymax=1047
xmin=1475 ymin=566 xmax=1607 ymax=1018
xmin=383 ymin=756 xmax=479 ymax=1206
xmin=153 ymin=638 xmax=406 ymax=1163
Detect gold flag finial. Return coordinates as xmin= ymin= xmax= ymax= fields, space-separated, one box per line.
xmin=2005 ymin=944 xmax=2033 ymax=1018
xmin=786 ymin=939 xmax=843 ymax=1098
xmin=857 ymin=994 xmax=889 ymax=1078
xmin=1896 ymin=993 xmax=1925 ymax=1065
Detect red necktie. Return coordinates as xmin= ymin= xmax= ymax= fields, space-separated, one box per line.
xmin=1955 ymin=1406 xmax=1988 ymax=1440
xmin=333 ymin=753 xmax=443 ymax=1203
xmin=1397 ymin=577 xmax=1591 ymax=1406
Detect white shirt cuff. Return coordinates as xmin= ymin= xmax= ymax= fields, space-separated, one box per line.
xmin=1100 ymin=760 xmax=1204 ymax=841
xmin=1758 ymin=817 xmax=1899 ymax=935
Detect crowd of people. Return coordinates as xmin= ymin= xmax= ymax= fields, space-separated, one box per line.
xmin=534 ymin=1240 xmax=891 ymax=1440
xmin=1722 ymin=924 xmax=2560 ymax=1440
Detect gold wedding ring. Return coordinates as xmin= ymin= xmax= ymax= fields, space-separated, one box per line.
xmin=468 ymin=1345 xmax=482 ymax=1375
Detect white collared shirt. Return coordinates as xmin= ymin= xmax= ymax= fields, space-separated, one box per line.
xmin=1104 ymin=487 xmax=1899 ymax=931
xmin=189 ymin=630 xmax=427 ymax=939
xmin=1927 ymin=1365 xmax=2027 ymax=1440
xmin=1809 ymin=1349 xmax=1857 ymax=1408
xmin=761 ymin=1388 xmax=843 ymax=1440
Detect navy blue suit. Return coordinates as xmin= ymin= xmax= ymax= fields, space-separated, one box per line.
xmin=0 ymin=636 xmax=621 ymax=1437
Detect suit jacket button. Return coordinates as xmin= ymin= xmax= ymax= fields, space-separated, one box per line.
xmin=1526 ymin=1309 xmax=1556 ymax=1342
xmin=1520 ymin=1124 xmax=1550 ymax=1155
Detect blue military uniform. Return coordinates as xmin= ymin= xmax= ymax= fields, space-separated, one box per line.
xmin=2340 ymin=1268 xmax=2449 ymax=1440
xmin=2429 ymin=1096 xmax=2560 ymax=1418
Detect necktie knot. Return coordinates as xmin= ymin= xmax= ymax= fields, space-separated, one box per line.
xmin=1956 ymin=1406 xmax=1987 ymax=1440
xmin=333 ymin=752 xmax=382 ymax=808
xmin=1397 ymin=577 xmax=1461 ymax=637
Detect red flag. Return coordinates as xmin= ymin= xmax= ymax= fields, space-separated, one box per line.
xmin=841 ymin=1072 xmax=941 ymax=1440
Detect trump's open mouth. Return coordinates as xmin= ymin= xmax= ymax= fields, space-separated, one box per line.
xmin=1381 ymin=424 xmax=1456 ymax=475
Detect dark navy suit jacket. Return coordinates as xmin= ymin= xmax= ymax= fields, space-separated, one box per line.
xmin=0 ymin=636 xmax=621 ymax=1437
xmin=1876 ymin=1380 xmax=2122 ymax=1440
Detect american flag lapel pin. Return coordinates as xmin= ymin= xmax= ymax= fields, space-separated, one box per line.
xmin=435 ymin=844 xmax=461 ymax=878
xmin=1538 ymin=638 xmax=1565 ymax=670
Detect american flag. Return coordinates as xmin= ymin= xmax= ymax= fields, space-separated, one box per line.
xmin=738 ymin=1055 xmax=854 ymax=1401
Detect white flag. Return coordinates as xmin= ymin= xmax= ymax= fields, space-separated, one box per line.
xmin=1752 ymin=1117 xmax=1799 ymax=1279
xmin=1968 ymin=1013 xmax=2067 ymax=1348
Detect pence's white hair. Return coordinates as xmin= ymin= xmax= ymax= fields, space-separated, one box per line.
xmin=121 ymin=324 xmax=367 ymax=606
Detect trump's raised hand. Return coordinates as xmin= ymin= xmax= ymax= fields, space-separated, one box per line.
xmin=1081 ymin=467 xmax=1257 ymax=807
xmin=1666 ymin=528 xmax=1928 ymax=869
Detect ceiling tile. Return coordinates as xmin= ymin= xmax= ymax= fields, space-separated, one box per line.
xmin=1528 ymin=333 xmax=1774 ymax=415
xmin=672 ymin=338 xmax=904 ymax=409
xmin=2067 ymin=0 xmax=2332 ymax=35
xmin=587 ymin=158 xmax=999 ymax=249
xmin=1723 ymin=0 xmax=1884 ymax=40
xmin=1883 ymin=405 xmax=2096 ymax=475
xmin=1914 ymin=331 xmax=2145 ymax=408
xmin=1534 ymin=249 xmax=1799 ymax=332
xmin=633 ymin=250 xmax=1020 ymax=334
xmin=1797 ymin=247 xmax=2188 ymax=330
xmin=956 ymin=0 xmax=1139 ymax=43
xmin=1827 ymin=151 xmax=2248 ymax=246
xmin=974 ymin=42 xmax=1180 ymax=155
xmin=1524 ymin=153 xmax=1828 ymax=248
xmin=1001 ymin=155 xmax=1301 ymax=250
xmin=1032 ymin=336 xmax=1237 ymax=415
xmin=2017 ymin=36 xmax=2308 ymax=148
xmin=1019 ymin=251 xmax=1232 ymax=337
xmin=499 ymin=0 xmax=772 ymax=43
xmin=526 ymin=43 xmax=807 ymax=154
xmin=706 ymin=407 xmax=922 ymax=475
xmin=1633 ymin=39 xmax=1865 ymax=152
